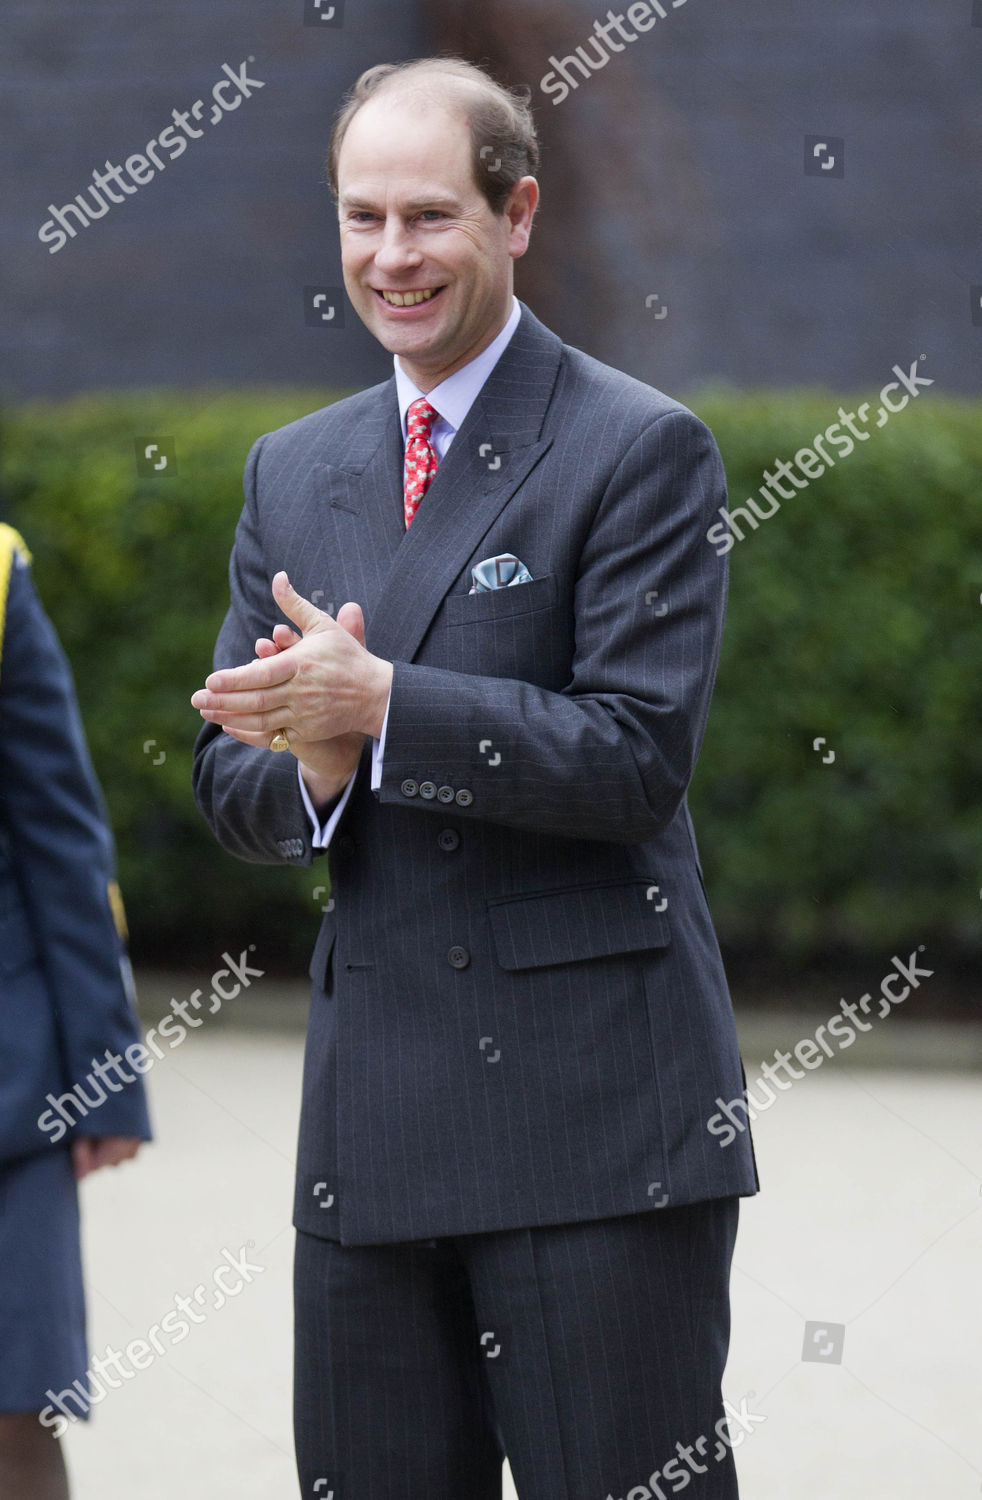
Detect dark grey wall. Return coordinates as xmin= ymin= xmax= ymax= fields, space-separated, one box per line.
xmin=598 ymin=0 xmax=981 ymax=393
xmin=4 ymin=0 xmax=980 ymax=400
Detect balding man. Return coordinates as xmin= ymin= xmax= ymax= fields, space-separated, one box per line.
xmin=193 ymin=56 xmax=758 ymax=1500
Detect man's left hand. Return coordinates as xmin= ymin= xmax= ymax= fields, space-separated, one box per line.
xmin=191 ymin=572 xmax=394 ymax=745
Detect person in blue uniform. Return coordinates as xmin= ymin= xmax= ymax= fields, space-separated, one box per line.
xmin=0 ymin=524 xmax=152 ymax=1500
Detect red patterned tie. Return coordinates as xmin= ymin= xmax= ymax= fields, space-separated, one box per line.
xmin=404 ymin=397 xmax=440 ymax=528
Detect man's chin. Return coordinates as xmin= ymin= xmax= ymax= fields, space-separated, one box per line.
xmin=368 ymin=315 xmax=450 ymax=362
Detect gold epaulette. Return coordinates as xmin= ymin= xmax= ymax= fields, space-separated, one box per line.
xmin=107 ymin=878 xmax=130 ymax=942
xmin=0 ymin=524 xmax=32 ymax=681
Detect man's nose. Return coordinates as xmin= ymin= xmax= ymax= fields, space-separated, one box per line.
xmin=374 ymin=220 xmax=423 ymax=273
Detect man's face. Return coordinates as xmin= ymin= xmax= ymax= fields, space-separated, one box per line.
xmin=336 ymin=95 xmax=536 ymax=390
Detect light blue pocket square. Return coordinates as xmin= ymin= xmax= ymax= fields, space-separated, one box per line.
xmin=468 ymin=553 xmax=534 ymax=593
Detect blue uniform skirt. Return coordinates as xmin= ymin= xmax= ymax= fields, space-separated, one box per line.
xmin=0 ymin=1146 xmax=89 ymax=1416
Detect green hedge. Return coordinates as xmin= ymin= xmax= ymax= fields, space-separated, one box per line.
xmin=2 ymin=385 xmax=979 ymax=968
xmin=692 ymin=385 xmax=982 ymax=961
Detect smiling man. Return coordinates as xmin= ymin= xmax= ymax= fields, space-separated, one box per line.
xmin=192 ymin=56 xmax=758 ymax=1500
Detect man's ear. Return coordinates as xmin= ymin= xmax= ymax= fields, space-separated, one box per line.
xmin=506 ymin=176 xmax=539 ymax=258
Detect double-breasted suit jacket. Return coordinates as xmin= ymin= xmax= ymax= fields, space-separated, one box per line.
xmin=192 ymin=300 xmax=759 ymax=1246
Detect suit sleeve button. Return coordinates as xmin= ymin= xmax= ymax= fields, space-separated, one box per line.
xmin=419 ymin=781 xmax=437 ymax=799
xmin=455 ymin=788 xmax=473 ymax=807
xmin=400 ymin=779 xmax=419 ymax=797
xmin=448 ymin=946 xmax=470 ymax=968
xmin=436 ymin=785 xmax=455 ymax=804
xmin=438 ymin=829 xmax=460 ymax=852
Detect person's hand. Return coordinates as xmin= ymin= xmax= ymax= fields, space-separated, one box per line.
xmin=71 ymin=1136 xmax=143 ymax=1181
xmin=252 ymin=616 xmax=368 ymax=805
xmin=192 ymin=575 xmax=392 ymax=797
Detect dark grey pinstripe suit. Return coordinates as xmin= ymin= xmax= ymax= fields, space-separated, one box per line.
xmin=193 ymin=300 xmax=759 ymax=1498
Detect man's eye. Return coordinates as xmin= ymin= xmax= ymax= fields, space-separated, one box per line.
xmin=419 ymin=211 xmax=445 ymax=221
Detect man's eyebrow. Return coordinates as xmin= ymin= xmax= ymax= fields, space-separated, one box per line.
xmin=340 ymin=194 xmax=462 ymax=213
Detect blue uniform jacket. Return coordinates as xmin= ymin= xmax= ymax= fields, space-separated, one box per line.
xmin=0 ymin=527 xmax=152 ymax=1162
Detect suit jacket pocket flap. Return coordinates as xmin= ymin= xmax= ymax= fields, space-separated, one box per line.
xmin=487 ymin=879 xmax=670 ymax=971
xmin=444 ymin=572 xmax=557 ymax=625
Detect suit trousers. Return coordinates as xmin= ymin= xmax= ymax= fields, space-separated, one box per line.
xmin=293 ymin=1195 xmax=741 ymax=1500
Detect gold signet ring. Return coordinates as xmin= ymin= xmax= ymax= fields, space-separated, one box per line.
xmin=269 ymin=729 xmax=291 ymax=753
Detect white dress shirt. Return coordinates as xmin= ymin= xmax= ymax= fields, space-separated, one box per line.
xmin=299 ymin=294 xmax=523 ymax=847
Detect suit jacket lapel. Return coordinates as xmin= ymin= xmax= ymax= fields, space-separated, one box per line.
xmin=307 ymin=386 xmax=405 ymax=621
xmin=357 ymin=301 xmax=564 ymax=665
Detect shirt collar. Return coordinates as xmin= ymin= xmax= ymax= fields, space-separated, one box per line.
xmin=394 ymin=295 xmax=522 ymax=442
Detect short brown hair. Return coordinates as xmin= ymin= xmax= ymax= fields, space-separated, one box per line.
xmin=326 ymin=56 xmax=540 ymax=215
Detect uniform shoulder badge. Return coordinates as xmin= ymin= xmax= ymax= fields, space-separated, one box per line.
xmin=0 ymin=523 xmax=32 ymax=675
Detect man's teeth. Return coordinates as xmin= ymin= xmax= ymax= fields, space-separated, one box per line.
xmin=379 ymin=288 xmax=439 ymax=306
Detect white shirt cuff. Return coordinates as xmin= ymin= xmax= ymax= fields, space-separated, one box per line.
xmin=370 ymin=687 xmax=392 ymax=792
xmin=298 ymin=761 xmax=358 ymax=848
xmin=298 ymin=682 xmax=391 ymax=842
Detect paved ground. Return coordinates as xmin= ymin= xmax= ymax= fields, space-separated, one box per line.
xmin=62 ymin=995 xmax=982 ymax=1499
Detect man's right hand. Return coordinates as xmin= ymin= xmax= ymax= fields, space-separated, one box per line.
xmin=253 ymin=603 xmax=369 ymax=810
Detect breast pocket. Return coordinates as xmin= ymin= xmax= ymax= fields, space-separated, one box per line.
xmin=438 ymin=574 xmax=568 ymax=686
xmin=443 ymin=572 xmax=558 ymax=626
